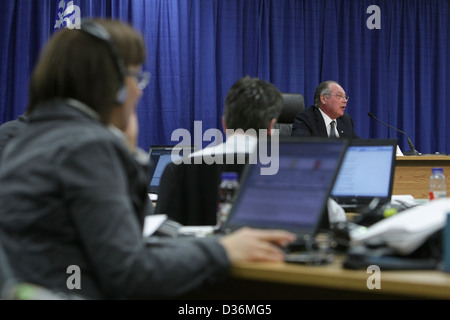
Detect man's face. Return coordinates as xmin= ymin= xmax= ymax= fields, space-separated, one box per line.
xmin=319 ymin=83 xmax=348 ymax=119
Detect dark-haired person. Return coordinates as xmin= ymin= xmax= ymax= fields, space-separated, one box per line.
xmin=156 ymin=76 xmax=283 ymax=225
xmin=0 ymin=19 xmax=295 ymax=300
xmin=292 ymin=80 xmax=359 ymax=139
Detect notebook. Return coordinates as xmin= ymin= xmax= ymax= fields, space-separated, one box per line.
xmin=148 ymin=145 xmax=196 ymax=197
xmin=221 ymin=137 xmax=348 ymax=252
xmin=331 ymin=139 xmax=397 ymax=212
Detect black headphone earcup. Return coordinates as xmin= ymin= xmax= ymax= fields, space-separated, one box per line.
xmin=116 ymin=86 xmax=127 ymax=105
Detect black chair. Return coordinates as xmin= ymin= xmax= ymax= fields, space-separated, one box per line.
xmin=274 ymin=93 xmax=305 ymax=136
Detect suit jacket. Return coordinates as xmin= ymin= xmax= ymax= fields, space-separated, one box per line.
xmin=156 ymin=135 xmax=260 ymax=226
xmin=291 ymin=106 xmax=359 ymax=139
xmin=156 ymin=153 xmax=248 ymax=226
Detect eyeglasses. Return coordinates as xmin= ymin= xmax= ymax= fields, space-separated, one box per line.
xmin=326 ymin=93 xmax=349 ymax=102
xmin=126 ymin=70 xmax=151 ymax=90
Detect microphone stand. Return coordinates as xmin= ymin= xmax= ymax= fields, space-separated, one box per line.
xmin=368 ymin=113 xmax=421 ymax=156
xmin=403 ymin=149 xmax=421 ymax=156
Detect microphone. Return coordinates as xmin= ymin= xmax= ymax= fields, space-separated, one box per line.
xmin=368 ymin=112 xmax=420 ymax=156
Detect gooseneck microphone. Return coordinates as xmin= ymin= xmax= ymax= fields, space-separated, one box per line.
xmin=368 ymin=112 xmax=420 ymax=156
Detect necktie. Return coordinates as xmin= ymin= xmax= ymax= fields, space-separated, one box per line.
xmin=329 ymin=120 xmax=336 ymax=138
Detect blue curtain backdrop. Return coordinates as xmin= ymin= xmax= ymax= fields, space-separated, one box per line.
xmin=0 ymin=0 xmax=449 ymax=154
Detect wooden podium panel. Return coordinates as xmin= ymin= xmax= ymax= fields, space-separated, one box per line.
xmin=393 ymin=155 xmax=450 ymax=199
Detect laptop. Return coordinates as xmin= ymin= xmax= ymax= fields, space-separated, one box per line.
xmin=221 ymin=137 xmax=348 ymax=259
xmin=331 ymin=139 xmax=397 ymax=212
xmin=148 ymin=145 xmax=196 ymax=198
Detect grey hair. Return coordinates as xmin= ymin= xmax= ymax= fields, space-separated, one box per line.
xmin=313 ymin=80 xmax=339 ymax=107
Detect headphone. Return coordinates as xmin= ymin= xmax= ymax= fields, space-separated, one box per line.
xmin=79 ymin=21 xmax=128 ymax=105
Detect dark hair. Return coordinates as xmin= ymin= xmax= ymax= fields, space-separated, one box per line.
xmin=27 ymin=19 xmax=146 ymax=124
xmin=223 ymin=76 xmax=283 ymax=132
xmin=314 ymin=80 xmax=338 ymax=107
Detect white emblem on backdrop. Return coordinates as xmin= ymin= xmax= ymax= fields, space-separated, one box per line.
xmin=54 ymin=0 xmax=81 ymax=30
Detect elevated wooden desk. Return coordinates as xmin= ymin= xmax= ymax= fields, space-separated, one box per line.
xmin=393 ymin=155 xmax=450 ymax=199
xmin=183 ymin=256 xmax=450 ymax=300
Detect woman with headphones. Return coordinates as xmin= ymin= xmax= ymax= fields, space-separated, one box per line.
xmin=0 ymin=18 xmax=295 ymax=300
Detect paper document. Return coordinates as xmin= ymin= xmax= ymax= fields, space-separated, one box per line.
xmin=350 ymin=198 xmax=450 ymax=255
xmin=143 ymin=214 xmax=168 ymax=237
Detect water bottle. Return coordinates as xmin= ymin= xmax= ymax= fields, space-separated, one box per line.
xmin=429 ymin=167 xmax=447 ymax=200
xmin=216 ymin=172 xmax=240 ymax=227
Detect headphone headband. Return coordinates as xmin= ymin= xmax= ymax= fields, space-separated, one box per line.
xmin=79 ymin=21 xmax=127 ymax=104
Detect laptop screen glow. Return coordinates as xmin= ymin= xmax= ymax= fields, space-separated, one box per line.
xmin=223 ymin=137 xmax=348 ymax=238
xmin=148 ymin=146 xmax=195 ymax=193
xmin=331 ymin=139 xmax=397 ymax=207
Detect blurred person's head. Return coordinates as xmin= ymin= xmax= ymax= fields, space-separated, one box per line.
xmin=27 ymin=19 xmax=147 ymax=130
xmin=223 ymin=76 xmax=283 ymax=136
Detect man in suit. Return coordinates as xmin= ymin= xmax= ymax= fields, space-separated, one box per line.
xmin=155 ymin=76 xmax=283 ymax=225
xmin=291 ymin=80 xmax=359 ymax=139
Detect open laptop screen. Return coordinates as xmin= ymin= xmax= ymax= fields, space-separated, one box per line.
xmin=331 ymin=139 xmax=397 ymax=208
xmin=223 ymin=137 xmax=348 ymax=240
xmin=148 ymin=145 xmax=195 ymax=194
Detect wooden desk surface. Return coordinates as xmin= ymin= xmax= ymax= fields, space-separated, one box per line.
xmin=228 ymin=256 xmax=450 ymax=299
xmin=394 ymin=155 xmax=450 ymax=199
xmin=397 ymin=155 xmax=449 ymax=161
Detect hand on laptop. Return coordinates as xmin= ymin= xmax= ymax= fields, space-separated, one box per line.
xmin=220 ymin=227 xmax=297 ymax=263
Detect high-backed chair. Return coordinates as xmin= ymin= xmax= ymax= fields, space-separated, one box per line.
xmin=274 ymin=93 xmax=305 ymax=136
